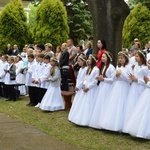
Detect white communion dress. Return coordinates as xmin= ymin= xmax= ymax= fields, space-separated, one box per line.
xmin=68 ymin=67 xmax=88 ymax=122
xmin=124 ymin=70 xmax=150 ymax=139
xmin=123 ymin=65 xmax=149 ymax=133
xmin=68 ymin=66 xmax=99 ymax=126
xmin=100 ymin=65 xmax=131 ymax=132
xmin=89 ymin=64 xmax=116 ymax=129
xmin=40 ymin=67 xmax=64 ymax=111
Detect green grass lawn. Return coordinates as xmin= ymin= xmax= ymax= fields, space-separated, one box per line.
xmin=0 ymin=97 xmax=150 ymax=150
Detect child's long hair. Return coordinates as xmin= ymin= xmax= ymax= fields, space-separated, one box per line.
xmin=50 ymin=57 xmax=59 ymax=76
xmin=86 ymin=54 xmax=97 ymax=75
xmin=100 ymin=51 xmax=113 ymax=77
xmin=117 ymin=51 xmax=129 ymax=67
xmin=137 ymin=50 xmax=146 ymax=65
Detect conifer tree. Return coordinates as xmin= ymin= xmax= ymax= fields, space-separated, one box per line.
xmin=123 ymin=3 xmax=150 ymax=48
xmin=0 ymin=0 xmax=32 ymax=53
xmin=34 ymin=0 xmax=69 ymax=48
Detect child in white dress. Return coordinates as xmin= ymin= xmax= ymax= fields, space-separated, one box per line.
xmin=89 ymin=51 xmax=115 ymax=129
xmin=123 ymin=50 xmax=149 ymax=133
xmin=68 ymin=54 xmax=99 ymax=126
xmin=40 ymin=57 xmax=64 ymax=111
xmin=124 ymin=59 xmax=150 ymax=139
xmin=68 ymin=54 xmax=87 ymax=121
xmin=100 ymin=51 xmax=131 ymax=132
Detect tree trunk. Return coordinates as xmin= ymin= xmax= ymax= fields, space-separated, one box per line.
xmin=87 ymin=0 xmax=130 ymax=65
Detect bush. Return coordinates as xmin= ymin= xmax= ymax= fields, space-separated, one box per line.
xmin=123 ymin=3 xmax=150 ymax=48
xmin=0 ymin=0 xmax=32 ymax=53
xmin=34 ymin=0 xmax=69 ymax=48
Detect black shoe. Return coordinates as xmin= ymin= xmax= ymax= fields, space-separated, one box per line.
xmin=26 ymin=103 xmax=35 ymax=106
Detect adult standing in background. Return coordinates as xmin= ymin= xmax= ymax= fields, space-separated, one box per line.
xmin=130 ymin=38 xmax=139 ymax=54
xmin=44 ymin=43 xmax=54 ymax=57
xmin=67 ymin=39 xmax=77 ymax=65
xmin=96 ymin=39 xmax=107 ymax=69
xmin=6 ymin=44 xmax=12 ymax=56
xmin=59 ymin=43 xmax=69 ymax=91
xmin=12 ymin=44 xmax=19 ymax=56
xmin=67 ymin=39 xmax=77 ymax=83
xmin=83 ymin=41 xmax=93 ymax=58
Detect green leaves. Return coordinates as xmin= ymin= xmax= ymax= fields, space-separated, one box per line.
xmin=123 ymin=3 xmax=150 ymax=48
xmin=0 ymin=0 xmax=32 ymax=53
xmin=64 ymin=0 xmax=93 ymax=44
xmin=34 ymin=0 xmax=69 ymax=48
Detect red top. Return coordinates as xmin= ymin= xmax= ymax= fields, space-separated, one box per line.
xmin=96 ymin=49 xmax=106 ymax=69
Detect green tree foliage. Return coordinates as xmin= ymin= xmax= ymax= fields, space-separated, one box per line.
xmin=63 ymin=0 xmax=93 ymax=44
xmin=128 ymin=0 xmax=150 ymax=9
xmin=32 ymin=0 xmax=42 ymax=6
xmin=123 ymin=3 xmax=150 ymax=48
xmin=29 ymin=3 xmax=37 ymax=29
xmin=34 ymin=0 xmax=69 ymax=48
xmin=0 ymin=0 xmax=32 ymax=53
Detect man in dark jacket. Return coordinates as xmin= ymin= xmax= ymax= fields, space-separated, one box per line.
xmin=59 ymin=43 xmax=69 ymax=91
xmin=6 ymin=44 xmax=12 ymax=56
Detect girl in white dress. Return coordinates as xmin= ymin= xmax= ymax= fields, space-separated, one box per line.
xmin=40 ymin=57 xmax=64 ymax=111
xmin=100 ymin=51 xmax=131 ymax=132
xmin=68 ymin=54 xmax=87 ymax=121
xmin=124 ymin=59 xmax=150 ymax=139
xmin=123 ymin=50 xmax=148 ymax=133
xmin=16 ymin=55 xmax=26 ymax=95
xmin=89 ymin=51 xmax=115 ymax=129
xmin=68 ymin=54 xmax=99 ymax=126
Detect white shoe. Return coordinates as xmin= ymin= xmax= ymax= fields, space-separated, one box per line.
xmin=35 ymin=103 xmax=41 ymax=108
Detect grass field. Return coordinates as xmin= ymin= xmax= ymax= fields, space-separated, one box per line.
xmin=0 ymin=97 xmax=150 ymax=150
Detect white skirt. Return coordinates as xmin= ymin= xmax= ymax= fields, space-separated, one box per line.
xmin=68 ymin=86 xmax=97 ymax=126
xmin=16 ymin=73 xmax=26 ymax=95
xmin=124 ymin=87 xmax=150 ymax=139
xmin=100 ymin=80 xmax=130 ymax=132
xmin=89 ymin=81 xmax=113 ymax=129
xmin=123 ymin=82 xmax=145 ymax=133
xmin=40 ymin=86 xmax=64 ymax=111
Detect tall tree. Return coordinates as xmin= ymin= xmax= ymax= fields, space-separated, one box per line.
xmin=87 ymin=0 xmax=130 ymax=65
xmin=0 ymin=0 xmax=32 ymax=53
xmin=34 ymin=0 xmax=69 ymax=48
xmin=123 ymin=3 xmax=150 ymax=48
xmin=63 ymin=0 xmax=93 ymax=44
xmin=128 ymin=0 xmax=150 ymax=9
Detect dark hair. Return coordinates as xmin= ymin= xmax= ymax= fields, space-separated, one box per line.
xmin=117 ymin=51 xmax=129 ymax=67
xmin=137 ymin=50 xmax=146 ymax=65
xmin=100 ymin=51 xmax=112 ymax=77
xmin=37 ymin=44 xmax=45 ymax=51
xmin=44 ymin=55 xmax=50 ymax=60
xmin=76 ymin=45 xmax=83 ymax=51
xmin=86 ymin=55 xmax=97 ymax=75
xmin=28 ymin=54 xmax=34 ymax=59
xmin=101 ymin=39 xmax=106 ymax=49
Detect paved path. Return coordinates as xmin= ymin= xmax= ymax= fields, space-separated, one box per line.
xmin=0 ymin=113 xmax=80 ymax=150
